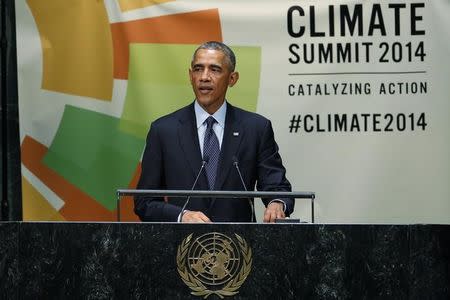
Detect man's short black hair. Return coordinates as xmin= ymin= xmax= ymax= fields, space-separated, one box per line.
xmin=192 ymin=41 xmax=236 ymax=71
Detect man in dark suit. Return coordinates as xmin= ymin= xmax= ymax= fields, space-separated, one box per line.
xmin=135 ymin=41 xmax=293 ymax=223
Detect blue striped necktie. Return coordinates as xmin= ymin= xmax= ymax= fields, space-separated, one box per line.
xmin=203 ymin=116 xmax=220 ymax=190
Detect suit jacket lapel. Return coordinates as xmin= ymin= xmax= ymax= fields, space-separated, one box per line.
xmin=215 ymin=103 xmax=244 ymax=190
xmin=177 ymin=103 xmax=208 ymax=188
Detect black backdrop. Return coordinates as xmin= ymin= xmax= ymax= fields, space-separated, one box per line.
xmin=0 ymin=0 xmax=21 ymax=221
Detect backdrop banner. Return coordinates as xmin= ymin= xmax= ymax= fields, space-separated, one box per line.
xmin=15 ymin=0 xmax=450 ymax=223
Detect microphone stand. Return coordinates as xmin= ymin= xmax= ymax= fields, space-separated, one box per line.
xmin=232 ymin=157 xmax=254 ymax=223
xmin=179 ymin=160 xmax=207 ymax=218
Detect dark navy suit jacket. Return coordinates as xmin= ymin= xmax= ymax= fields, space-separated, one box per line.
xmin=134 ymin=102 xmax=293 ymax=222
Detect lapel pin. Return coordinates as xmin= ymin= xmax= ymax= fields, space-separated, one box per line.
xmin=233 ymin=132 xmax=239 ymax=136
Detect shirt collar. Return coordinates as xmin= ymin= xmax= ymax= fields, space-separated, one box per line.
xmin=194 ymin=100 xmax=227 ymax=129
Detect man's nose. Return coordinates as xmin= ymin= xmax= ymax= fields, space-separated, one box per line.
xmin=200 ymin=69 xmax=211 ymax=81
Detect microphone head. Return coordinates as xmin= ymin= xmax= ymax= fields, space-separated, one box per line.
xmin=203 ymin=155 xmax=210 ymax=164
xmin=232 ymin=155 xmax=238 ymax=165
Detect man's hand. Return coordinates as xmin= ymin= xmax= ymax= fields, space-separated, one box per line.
xmin=263 ymin=202 xmax=285 ymax=223
xmin=181 ymin=210 xmax=212 ymax=223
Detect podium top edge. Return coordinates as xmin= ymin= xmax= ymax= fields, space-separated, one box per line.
xmin=116 ymin=189 xmax=315 ymax=199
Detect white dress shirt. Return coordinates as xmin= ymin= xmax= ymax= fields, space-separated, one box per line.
xmin=194 ymin=100 xmax=226 ymax=156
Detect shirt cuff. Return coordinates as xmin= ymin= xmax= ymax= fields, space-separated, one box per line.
xmin=177 ymin=210 xmax=186 ymax=222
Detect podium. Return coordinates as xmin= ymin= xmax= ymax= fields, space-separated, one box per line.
xmin=0 ymin=222 xmax=449 ymax=299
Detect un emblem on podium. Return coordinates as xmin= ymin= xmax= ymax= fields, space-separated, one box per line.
xmin=177 ymin=232 xmax=252 ymax=298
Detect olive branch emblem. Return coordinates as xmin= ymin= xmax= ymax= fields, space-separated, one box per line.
xmin=177 ymin=233 xmax=252 ymax=299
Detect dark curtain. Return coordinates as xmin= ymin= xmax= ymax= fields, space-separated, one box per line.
xmin=0 ymin=0 xmax=22 ymax=221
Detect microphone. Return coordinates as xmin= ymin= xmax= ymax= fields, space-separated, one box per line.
xmin=179 ymin=158 xmax=208 ymax=218
xmin=232 ymin=156 xmax=254 ymax=222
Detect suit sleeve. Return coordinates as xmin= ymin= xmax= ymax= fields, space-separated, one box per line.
xmin=256 ymin=120 xmax=294 ymax=216
xmin=134 ymin=123 xmax=183 ymax=222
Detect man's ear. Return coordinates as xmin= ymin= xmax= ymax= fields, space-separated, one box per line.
xmin=188 ymin=68 xmax=194 ymax=85
xmin=228 ymin=71 xmax=239 ymax=87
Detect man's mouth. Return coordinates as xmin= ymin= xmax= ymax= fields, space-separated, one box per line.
xmin=199 ymin=86 xmax=213 ymax=94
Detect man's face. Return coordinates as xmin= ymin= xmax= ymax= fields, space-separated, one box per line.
xmin=189 ymin=49 xmax=239 ymax=114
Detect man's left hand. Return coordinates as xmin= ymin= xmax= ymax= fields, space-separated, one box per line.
xmin=263 ymin=202 xmax=285 ymax=223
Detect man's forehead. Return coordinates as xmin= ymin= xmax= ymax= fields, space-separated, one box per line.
xmin=192 ymin=49 xmax=226 ymax=64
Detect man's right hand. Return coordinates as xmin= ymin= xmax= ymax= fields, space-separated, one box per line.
xmin=181 ymin=210 xmax=212 ymax=223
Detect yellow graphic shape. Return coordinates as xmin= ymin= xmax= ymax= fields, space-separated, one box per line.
xmin=22 ymin=176 xmax=66 ymax=221
xmin=118 ymin=0 xmax=174 ymax=12
xmin=27 ymin=0 xmax=113 ymax=101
